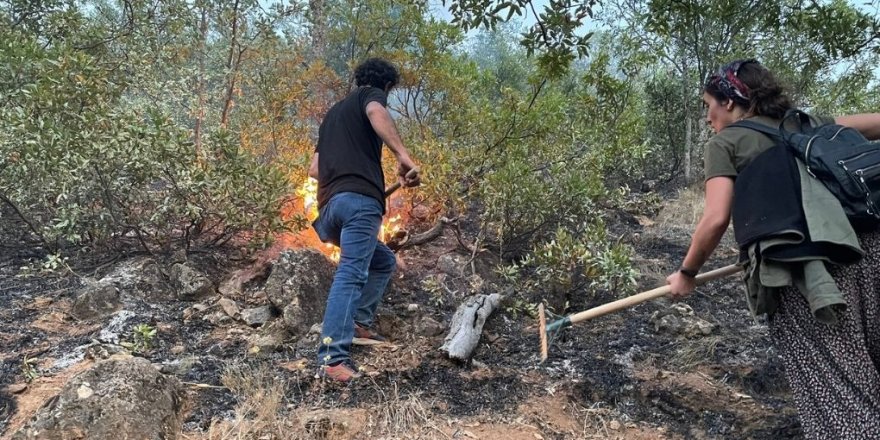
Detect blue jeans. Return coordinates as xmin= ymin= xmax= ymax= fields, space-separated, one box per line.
xmin=313 ymin=192 xmax=396 ymax=366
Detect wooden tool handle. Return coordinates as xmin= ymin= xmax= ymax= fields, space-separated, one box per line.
xmin=384 ymin=183 xmax=402 ymax=197
xmin=384 ymin=168 xmax=420 ymax=198
xmin=566 ymin=264 xmax=742 ymax=326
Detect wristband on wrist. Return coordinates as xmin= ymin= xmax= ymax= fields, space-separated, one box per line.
xmin=679 ymin=267 xmax=699 ymax=278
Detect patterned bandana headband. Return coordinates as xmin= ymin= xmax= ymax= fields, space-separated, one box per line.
xmin=707 ymin=59 xmax=757 ymax=104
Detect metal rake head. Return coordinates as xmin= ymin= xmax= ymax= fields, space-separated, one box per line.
xmin=538 ymin=304 xmax=568 ymax=363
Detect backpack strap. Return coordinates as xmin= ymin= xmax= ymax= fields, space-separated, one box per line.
xmin=731 ymin=113 xmax=823 ymax=178
xmin=729 ymin=110 xmax=816 ymax=140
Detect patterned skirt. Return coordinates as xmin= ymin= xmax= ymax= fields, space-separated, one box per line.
xmin=770 ymin=228 xmax=880 ymax=439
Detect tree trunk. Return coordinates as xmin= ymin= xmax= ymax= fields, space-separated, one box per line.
xmin=220 ymin=0 xmax=241 ymax=129
xmin=308 ymin=0 xmax=326 ymax=61
xmin=193 ymin=4 xmax=208 ymax=155
xmin=684 ymin=113 xmax=693 ymax=182
xmin=682 ymin=56 xmax=693 ymax=183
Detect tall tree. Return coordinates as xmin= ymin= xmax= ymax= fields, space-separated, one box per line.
xmin=603 ymin=0 xmax=880 ymax=181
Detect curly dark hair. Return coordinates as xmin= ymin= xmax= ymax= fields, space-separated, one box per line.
xmin=704 ymin=59 xmax=793 ymax=119
xmin=354 ymin=58 xmax=400 ymax=90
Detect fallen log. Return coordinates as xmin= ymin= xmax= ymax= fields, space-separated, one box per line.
xmin=440 ymin=293 xmax=502 ymax=361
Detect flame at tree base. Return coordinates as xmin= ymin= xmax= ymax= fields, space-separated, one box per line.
xmin=279 ymin=178 xmax=405 ymax=263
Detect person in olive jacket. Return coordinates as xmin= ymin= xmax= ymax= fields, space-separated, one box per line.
xmin=666 ymin=59 xmax=880 ymax=439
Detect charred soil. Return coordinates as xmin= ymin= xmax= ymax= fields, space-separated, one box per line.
xmin=0 ymin=202 xmax=801 ymax=439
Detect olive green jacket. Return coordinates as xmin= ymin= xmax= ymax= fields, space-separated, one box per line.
xmin=741 ymin=160 xmax=863 ymax=324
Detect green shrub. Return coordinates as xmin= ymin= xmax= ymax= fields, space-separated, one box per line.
xmin=0 ymin=31 xmax=299 ymax=255
xmin=499 ymin=221 xmax=638 ymax=308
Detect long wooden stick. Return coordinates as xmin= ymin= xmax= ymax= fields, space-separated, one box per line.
xmin=567 ymin=264 xmax=741 ymax=326
xmin=540 ymin=264 xmax=742 ymax=362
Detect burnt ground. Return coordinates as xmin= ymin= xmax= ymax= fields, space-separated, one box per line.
xmin=0 ymin=199 xmax=802 ymax=440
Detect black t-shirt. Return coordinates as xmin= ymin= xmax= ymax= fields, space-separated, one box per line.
xmin=316 ymin=86 xmax=388 ymax=212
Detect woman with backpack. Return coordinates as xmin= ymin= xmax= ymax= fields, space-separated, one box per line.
xmin=665 ymin=58 xmax=880 ymax=439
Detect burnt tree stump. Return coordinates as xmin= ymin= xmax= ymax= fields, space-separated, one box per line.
xmin=440 ymin=293 xmax=502 ymax=361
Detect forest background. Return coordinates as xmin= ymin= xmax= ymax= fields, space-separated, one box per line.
xmin=2 ymin=0 xmax=880 ymax=299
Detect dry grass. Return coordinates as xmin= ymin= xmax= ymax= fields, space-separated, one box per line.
xmin=185 ymin=362 xmax=444 ymax=440
xmin=201 ymin=362 xmax=293 ymax=440
xmin=669 ymin=335 xmax=724 ymax=370
xmin=374 ymin=383 xmax=433 ymax=435
xmin=655 ymin=184 xmax=705 ymax=230
xmin=575 ymin=402 xmax=622 ymax=439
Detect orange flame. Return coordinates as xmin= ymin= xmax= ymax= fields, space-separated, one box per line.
xmin=297 ymin=177 xmax=320 ymax=222
xmin=381 ymin=214 xmax=402 ymax=242
xmin=291 ymin=178 xmax=405 ymax=263
xmin=325 ymin=243 xmax=340 ymax=262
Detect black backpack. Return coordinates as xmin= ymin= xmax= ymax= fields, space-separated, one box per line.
xmin=731 ymin=110 xmax=880 ymax=231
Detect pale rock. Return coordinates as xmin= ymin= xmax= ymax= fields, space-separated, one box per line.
xmin=217 ymin=297 xmax=240 ymax=318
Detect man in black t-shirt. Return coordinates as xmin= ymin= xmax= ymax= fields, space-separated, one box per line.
xmin=309 ymin=58 xmax=420 ymax=382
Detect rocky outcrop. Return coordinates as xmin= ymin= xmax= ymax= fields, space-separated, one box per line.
xmin=240 ymin=305 xmax=276 ymax=327
xmin=246 ymin=320 xmax=290 ymax=355
xmin=437 ymin=253 xmax=467 ymax=277
xmin=71 ymin=281 xmax=121 ymax=320
xmin=12 ymin=357 xmax=185 ymax=440
xmin=264 ymin=249 xmax=334 ymax=337
xmin=99 ymin=257 xmax=175 ymax=301
xmin=169 ymin=263 xmax=215 ymax=300
xmin=649 ymin=303 xmax=716 ymax=338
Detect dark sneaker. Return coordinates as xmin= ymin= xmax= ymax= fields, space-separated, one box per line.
xmin=353 ymin=323 xmax=387 ymax=346
xmin=319 ymin=361 xmax=362 ymax=383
